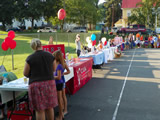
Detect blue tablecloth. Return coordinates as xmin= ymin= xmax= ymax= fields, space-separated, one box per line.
xmin=80 ymin=52 xmax=104 ymax=65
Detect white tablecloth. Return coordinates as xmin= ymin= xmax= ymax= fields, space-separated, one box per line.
xmin=108 ymin=46 xmax=118 ymax=60
xmin=102 ymin=49 xmax=110 ymax=63
xmin=0 ymin=67 xmax=74 ymax=103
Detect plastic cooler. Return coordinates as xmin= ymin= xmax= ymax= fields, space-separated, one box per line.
xmin=7 ymin=102 xmax=33 ymax=120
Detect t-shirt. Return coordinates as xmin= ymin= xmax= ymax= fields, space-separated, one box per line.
xmin=26 ymin=50 xmax=55 ymax=84
xmin=55 ymin=64 xmax=64 ymax=84
xmin=148 ymin=36 xmax=152 ymax=41
xmin=153 ymin=36 xmax=158 ymax=42
xmin=136 ymin=33 xmax=140 ymax=38
xmin=75 ymin=40 xmax=81 ymax=51
xmin=140 ymin=36 xmax=143 ymax=41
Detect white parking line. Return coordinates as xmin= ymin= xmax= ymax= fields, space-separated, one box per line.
xmin=112 ymin=49 xmax=136 ymax=120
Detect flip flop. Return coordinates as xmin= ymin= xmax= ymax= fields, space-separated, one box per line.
xmin=64 ymin=112 xmax=68 ymax=116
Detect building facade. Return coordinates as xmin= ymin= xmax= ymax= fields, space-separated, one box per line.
xmin=115 ymin=0 xmax=142 ymax=27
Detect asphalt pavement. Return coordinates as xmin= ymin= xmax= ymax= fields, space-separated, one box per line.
xmin=65 ymin=48 xmax=160 ymax=120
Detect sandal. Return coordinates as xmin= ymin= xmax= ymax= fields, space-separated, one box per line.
xmin=64 ymin=112 xmax=68 ymax=116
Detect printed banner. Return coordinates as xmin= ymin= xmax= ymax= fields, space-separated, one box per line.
xmin=66 ymin=58 xmax=93 ymax=94
xmin=42 ymin=44 xmax=65 ymax=59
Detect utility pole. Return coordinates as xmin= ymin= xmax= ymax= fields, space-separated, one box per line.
xmin=155 ymin=12 xmax=157 ymax=29
xmin=112 ymin=4 xmax=114 ymax=28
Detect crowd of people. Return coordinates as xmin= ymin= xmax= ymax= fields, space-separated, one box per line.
xmin=23 ymin=38 xmax=70 ymax=120
xmin=122 ymin=33 xmax=160 ymax=49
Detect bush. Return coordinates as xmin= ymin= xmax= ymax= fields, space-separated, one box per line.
xmin=28 ymin=27 xmax=32 ymax=30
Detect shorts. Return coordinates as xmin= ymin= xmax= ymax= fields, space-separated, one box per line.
xmin=154 ymin=42 xmax=157 ymax=47
xmin=56 ymin=83 xmax=63 ymax=91
xmin=63 ymin=83 xmax=66 ymax=89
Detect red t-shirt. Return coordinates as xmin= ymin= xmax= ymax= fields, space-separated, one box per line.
xmin=148 ymin=36 xmax=152 ymax=41
xmin=140 ymin=36 xmax=143 ymax=41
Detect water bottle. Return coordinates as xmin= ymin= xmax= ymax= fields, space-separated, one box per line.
xmin=2 ymin=73 xmax=8 ymax=85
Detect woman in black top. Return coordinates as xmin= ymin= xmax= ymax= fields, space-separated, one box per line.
xmin=23 ymin=38 xmax=57 ymax=120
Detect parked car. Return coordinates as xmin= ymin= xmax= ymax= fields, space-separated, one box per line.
xmin=67 ymin=27 xmax=88 ymax=33
xmin=37 ymin=27 xmax=56 ymax=33
xmin=155 ymin=28 xmax=160 ymax=34
xmin=117 ymin=24 xmax=146 ymax=34
xmin=6 ymin=27 xmax=22 ymax=32
xmin=111 ymin=27 xmax=121 ymax=34
xmin=146 ymin=28 xmax=154 ymax=35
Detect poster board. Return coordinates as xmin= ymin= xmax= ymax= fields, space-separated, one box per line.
xmin=42 ymin=44 xmax=66 ymax=59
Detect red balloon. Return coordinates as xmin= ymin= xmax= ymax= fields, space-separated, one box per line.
xmin=8 ymin=30 xmax=15 ymax=39
xmin=92 ymin=40 xmax=96 ymax=46
xmin=104 ymin=41 xmax=107 ymax=46
xmin=4 ymin=37 xmax=12 ymax=47
xmin=58 ymin=9 xmax=66 ymax=20
xmin=10 ymin=40 xmax=16 ymax=49
xmin=1 ymin=42 xmax=9 ymax=51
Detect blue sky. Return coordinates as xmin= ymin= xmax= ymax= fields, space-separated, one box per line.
xmin=98 ymin=0 xmax=105 ymax=4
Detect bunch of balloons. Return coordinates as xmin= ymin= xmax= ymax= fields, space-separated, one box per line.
xmin=58 ymin=8 xmax=66 ymax=20
xmin=1 ymin=31 xmax=16 ymax=51
xmin=101 ymin=37 xmax=107 ymax=46
xmin=91 ymin=34 xmax=96 ymax=46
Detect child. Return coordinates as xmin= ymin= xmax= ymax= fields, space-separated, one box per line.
xmin=53 ymin=50 xmax=66 ymax=120
xmin=62 ymin=62 xmax=70 ymax=116
xmin=125 ymin=35 xmax=129 ymax=50
xmin=144 ymin=36 xmax=149 ymax=48
xmin=96 ymin=40 xmax=103 ymax=51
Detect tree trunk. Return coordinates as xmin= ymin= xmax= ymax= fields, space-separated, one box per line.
xmin=60 ymin=20 xmax=64 ymax=32
xmin=2 ymin=21 xmax=6 ymax=31
xmin=31 ymin=17 xmax=34 ymax=31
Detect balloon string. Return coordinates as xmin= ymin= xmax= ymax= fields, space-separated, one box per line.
xmin=1 ymin=49 xmax=9 ymax=66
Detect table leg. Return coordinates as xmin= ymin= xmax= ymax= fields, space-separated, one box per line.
xmin=8 ymin=92 xmax=35 ymax=120
xmin=8 ymin=91 xmax=15 ymax=120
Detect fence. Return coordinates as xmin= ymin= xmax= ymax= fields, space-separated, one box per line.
xmin=0 ymin=33 xmax=102 ymax=54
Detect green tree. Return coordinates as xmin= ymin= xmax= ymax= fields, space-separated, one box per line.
xmin=104 ymin=0 xmax=122 ymax=28
xmin=64 ymin=0 xmax=103 ymax=28
xmin=41 ymin=0 xmax=62 ymax=22
xmin=15 ymin=0 xmax=62 ymax=29
xmin=0 ymin=0 xmax=15 ymax=30
xmin=128 ymin=0 xmax=160 ymax=28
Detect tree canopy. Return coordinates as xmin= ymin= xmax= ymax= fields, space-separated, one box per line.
xmin=0 ymin=0 xmax=104 ymax=30
xmin=0 ymin=0 xmax=15 ymax=30
xmin=104 ymin=0 xmax=122 ymax=27
xmin=64 ymin=0 xmax=103 ymax=26
xmin=128 ymin=0 xmax=160 ymax=28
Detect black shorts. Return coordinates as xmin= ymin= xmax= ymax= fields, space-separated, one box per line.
xmin=77 ymin=49 xmax=81 ymax=57
xmin=56 ymin=83 xmax=63 ymax=91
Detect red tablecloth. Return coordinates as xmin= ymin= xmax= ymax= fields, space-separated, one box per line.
xmin=66 ymin=57 xmax=93 ymax=94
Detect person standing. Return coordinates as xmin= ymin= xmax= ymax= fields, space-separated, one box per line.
xmin=48 ymin=36 xmax=54 ymax=45
xmin=101 ymin=26 xmax=104 ymax=34
xmin=125 ymin=35 xmax=130 ymax=50
xmin=106 ymin=26 xmax=108 ymax=34
xmin=75 ymin=34 xmax=81 ymax=57
xmin=62 ymin=63 xmax=70 ymax=116
xmin=53 ymin=50 xmax=66 ymax=120
xmin=23 ymin=38 xmax=57 ymax=120
xmin=153 ymin=35 xmax=158 ymax=48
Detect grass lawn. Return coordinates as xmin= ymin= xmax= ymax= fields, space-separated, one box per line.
xmin=0 ymin=30 xmax=116 ymax=78
xmin=0 ymin=31 xmax=100 ymax=78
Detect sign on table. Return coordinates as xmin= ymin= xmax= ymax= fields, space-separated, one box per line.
xmin=42 ymin=44 xmax=66 ymax=59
